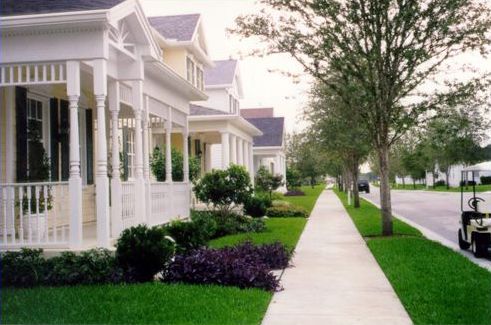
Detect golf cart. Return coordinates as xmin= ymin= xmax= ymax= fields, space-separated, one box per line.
xmin=458 ymin=162 xmax=491 ymax=258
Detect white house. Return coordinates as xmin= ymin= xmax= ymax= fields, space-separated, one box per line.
xmin=241 ymin=108 xmax=287 ymax=192
xmin=190 ymin=59 xmax=262 ymax=180
xmin=0 ymin=0 xmax=207 ymax=250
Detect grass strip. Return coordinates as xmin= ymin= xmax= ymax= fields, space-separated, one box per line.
xmin=335 ymin=189 xmax=491 ymax=325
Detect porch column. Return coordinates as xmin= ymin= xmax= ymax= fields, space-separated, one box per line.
xmin=93 ymin=59 xmax=110 ymax=248
xmin=183 ymin=125 xmax=189 ymax=182
xmin=237 ymin=138 xmax=244 ymax=166
xmin=66 ymin=61 xmax=83 ymax=249
xmin=230 ymin=134 xmax=237 ymax=164
xmin=165 ymin=109 xmax=173 ymax=182
xmin=242 ymin=140 xmax=248 ymax=171
xmin=143 ymin=96 xmax=151 ymax=180
xmin=249 ymin=142 xmax=255 ymax=185
xmin=205 ymin=143 xmax=212 ymax=172
xmin=221 ymin=131 xmax=230 ymax=169
xmin=109 ymin=80 xmax=123 ymax=238
xmin=132 ymin=80 xmax=147 ymax=223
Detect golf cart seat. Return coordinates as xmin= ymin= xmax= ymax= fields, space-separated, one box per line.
xmin=461 ymin=211 xmax=485 ymax=226
xmin=470 ymin=218 xmax=491 ymax=227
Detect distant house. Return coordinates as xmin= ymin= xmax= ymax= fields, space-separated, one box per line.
xmin=241 ymin=108 xmax=287 ymax=192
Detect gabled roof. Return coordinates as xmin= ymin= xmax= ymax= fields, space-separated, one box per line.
xmin=241 ymin=108 xmax=274 ymax=119
xmin=148 ymin=14 xmax=200 ymax=42
xmin=205 ymin=59 xmax=238 ymax=86
xmin=0 ymin=0 xmax=126 ymax=17
xmin=190 ymin=104 xmax=228 ymax=116
xmin=246 ymin=117 xmax=285 ymax=147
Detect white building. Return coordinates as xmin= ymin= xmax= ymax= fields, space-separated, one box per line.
xmin=0 ymin=0 xmax=207 ymax=250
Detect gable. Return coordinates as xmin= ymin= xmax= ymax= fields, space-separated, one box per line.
xmin=0 ymin=0 xmax=126 ymax=17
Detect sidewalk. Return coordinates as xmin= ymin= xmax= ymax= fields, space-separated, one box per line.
xmin=262 ymin=190 xmax=412 ymax=325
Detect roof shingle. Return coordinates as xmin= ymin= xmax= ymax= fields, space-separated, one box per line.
xmin=0 ymin=0 xmax=125 ymax=17
xmin=205 ymin=59 xmax=237 ymax=86
xmin=148 ymin=14 xmax=200 ymax=42
xmin=246 ymin=117 xmax=285 ymax=147
xmin=240 ymin=108 xmax=274 ymax=119
xmin=190 ymin=104 xmax=228 ymax=116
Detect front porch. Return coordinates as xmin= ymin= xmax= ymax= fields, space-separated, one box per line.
xmin=0 ymin=61 xmax=192 ymax=251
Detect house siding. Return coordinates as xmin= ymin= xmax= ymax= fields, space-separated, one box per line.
xmin=163 ymin=49 xmax=187 ymax=78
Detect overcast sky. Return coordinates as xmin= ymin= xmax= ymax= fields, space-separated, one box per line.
xmin=141 ymin=0 xmax=311 ymax=133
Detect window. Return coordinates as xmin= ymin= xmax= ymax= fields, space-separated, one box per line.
xmin=196 ymin=68 xmax=204 ymax=90
xmin=186 ymin=57 xmax=195 ymax=85
xmin=27 ymin=98 xmax=45 ymax=178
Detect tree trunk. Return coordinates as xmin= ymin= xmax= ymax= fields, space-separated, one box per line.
xmin=413 ymin=179 xmax=416 ymax=189
xmin=445 ymin=168 xmax=450 ymax=189
xmin=402 ymin=176 xmax=405 ymax=189
xmin=352 ymin=161 xmax=360 ymax=208
xmin=378 ymin=146 xmax=393 ymax=236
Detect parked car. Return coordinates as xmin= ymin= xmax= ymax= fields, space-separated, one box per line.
xmin=358 ymin=180 xmax=370 ymax=193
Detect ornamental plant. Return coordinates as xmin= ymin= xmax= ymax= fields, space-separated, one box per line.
xmin=116 ymin=224 xmax=175 ymax=282
xmin=255 ymin=166 xmax=284 ymax=199
xmin=150 ymin=146 xmax=201 ymax=182
xmin=193 ymin=165 xmax=253 ymax=217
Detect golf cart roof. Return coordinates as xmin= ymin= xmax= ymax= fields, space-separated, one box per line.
xmin=462 ymin=161 xmax=491 ymax=172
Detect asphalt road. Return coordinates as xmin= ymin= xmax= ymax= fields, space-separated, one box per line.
xmin=361 ymin=187 xmax=491 ymax=261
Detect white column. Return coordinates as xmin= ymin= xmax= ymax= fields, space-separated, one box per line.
xmin=165 ymin=110 xmax=173 ymax=182
xmin=237 ymin=138 xmax=244 ymax=166
xmin=143 ymin=96 xmax=150 ymax=180
xmin=109 ymin=81 xmax=123 ymax=238
xmin=221 ymin=132 xmax=230 ymax=169
xmin=132 ymin=80 xmax=147 ymax=223
xmin=249 ymin=142 xmax=254 ymax=185
xmin=205 ymin=143 xmax=212 ymax=172
xmin=66 ymin=61 xmax=82 ymax=249
xmin=242 ymin=140 xmax=248 ymax=170
xmin=230 ymin=134 xmax=237 ymax=165
xmin=183 ymin=126 xmax=189 ymax=182
xmin=93 ymin=59 xmax=110 ymax=248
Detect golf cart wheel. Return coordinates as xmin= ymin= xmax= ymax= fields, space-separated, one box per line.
xmin=471 ymin=233 xmax=489 ymax=258
xmin=458 ymin=230 xmax=470 ymax=250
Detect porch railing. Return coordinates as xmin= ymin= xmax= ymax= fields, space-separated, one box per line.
xmin=0 ymin=182 xmax=70 ymax=249
xmin=149 ymin=182 xmax=190 ymax=225
xmin=121 ymin=181 xmax=137 ymax=229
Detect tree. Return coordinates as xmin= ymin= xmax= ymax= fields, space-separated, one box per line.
xmin=286 ymin=132 xmax=327 ymax=186
xmin=286 ymin=166 xmax=302 ymax=191
xmin=232 ymin=0 xmax=491 ymax=235
xmin=305 ymin=81 xmax=371 ymax=208
xmin=255 ymin=165 xmax=284 ymax=198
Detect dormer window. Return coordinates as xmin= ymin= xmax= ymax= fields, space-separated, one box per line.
xmin=196 ymin=67 xmax=204 ymax=91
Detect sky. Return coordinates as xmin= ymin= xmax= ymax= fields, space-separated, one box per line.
xmin=141 ymin=0 xmax=311 ymax=133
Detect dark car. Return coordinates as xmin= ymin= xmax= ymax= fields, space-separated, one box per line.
xmin=358 ymin=180 xmax=370 ymax=193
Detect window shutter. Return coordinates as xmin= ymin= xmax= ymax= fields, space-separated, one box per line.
xmin=59 ymin=99 xmax=70 ymax=181
xmin=15 ymin=86 xmax=28 ymax=182
xmin=85 ymin=109 xmax=94 ymax=185
xmin=50 ymin=98 xmax=59 ymax=181
xmin=122 ymin=126 xmax=129 ymax=181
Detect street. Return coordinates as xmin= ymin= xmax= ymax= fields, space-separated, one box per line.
xmin=361 ymin=187 xmax=491 ymax=265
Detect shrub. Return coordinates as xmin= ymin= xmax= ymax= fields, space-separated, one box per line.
xmin=238 ymin=218 xmax=266 ymax=233
xmin=284 ymin=190 xmax=305 ymax=196
xmin=150 ymin=147 xmax=201 ymax=182
xmin=116 ymin=225 xmax=175 ymax=282
xmin=266 ymin=205 xmax=308 ymax=218
xmin=193 ymin=165 xmax=253 ymax=216
xmin=434 ymin=180 xmax=446 ymax=187
xmin=272 ymin=200 xmax=292 ymax=207
xmin=460 ymin=180 xmax=477 ymax=187
xmin=480 ymin=176 xmax=491 ymax=185
xmin=190 ymin=210 xmax=218 ymax=239
xmin=243 ymin=195 xmax=271 ymax=218
xmin=1 ymin=248 xmax=47 ymax=287
xmin=45 ymin=248 xmax=121 ymax=286
xmin=164 ymin=242 xmax=287 ymax=291
xmin=229 ymin=241 xmax=291 ymax=270
xmin=164 ymin=220 xmax=209 ymax=253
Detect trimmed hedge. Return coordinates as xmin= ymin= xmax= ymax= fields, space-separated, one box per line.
xmin=266 ymin=205 xmax=308 ymax=218
xmin=481 ymin=176 xmax=491 ymax=185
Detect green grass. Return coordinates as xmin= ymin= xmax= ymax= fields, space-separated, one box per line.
xmin=335 ymin=189 xmax=491 ymax=325
xmin=383 ymin=183 xmax=491 ymax=192
xmin=279 ymin=184 xmax=325 ymax=213
xmin=209 ymin=218 xmax=307 ymax=250
xmin=209 ymin=184 xmax=325 ymax=250
xmin=2 ymin=283 xmax=272 ymax=325
xmin=335 ymin=189 xmax=421 ymax=237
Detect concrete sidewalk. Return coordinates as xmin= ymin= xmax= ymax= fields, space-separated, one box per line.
xmin=262 ymin=190 xmax=412 ymax=325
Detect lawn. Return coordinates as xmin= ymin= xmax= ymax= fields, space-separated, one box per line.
xmin=335 ymin=189 xmax=491 ymax=325
xmin=2 ymin=283 xmax=271 ymax=325
xmin=3 ymin=185 xmax=325 ymax=325
xmin=209 ymin=184 xmax=325 ymax=250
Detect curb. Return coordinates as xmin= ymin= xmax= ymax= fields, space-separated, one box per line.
xmin=362 ymin=196 xmax=491 ymax=272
